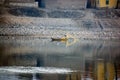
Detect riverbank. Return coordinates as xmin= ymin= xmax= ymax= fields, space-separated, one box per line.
xmin=0 ymin=7 xmax=120 ymax=40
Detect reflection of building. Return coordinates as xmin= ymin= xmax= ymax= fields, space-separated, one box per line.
xmin=96 ymin=60 xmax=105 ymax=80
xmin=96 ymin=60 xmax=115 ymax=80
xmin=0 ymin=0 xmax=87 ymax=9
xmin=0 ymin=52 xmax=120 ymax=80
xmin=0 ymin=39 xmax=120 ymax=80
xmin=66 ymin=72 xmax=81 ymax=80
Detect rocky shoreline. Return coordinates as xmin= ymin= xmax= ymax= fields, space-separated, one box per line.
xmin=0 ymin=7 xmax=120 ymax=40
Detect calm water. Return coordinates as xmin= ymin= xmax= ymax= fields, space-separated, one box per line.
xmin=0 ymin=37 xmax=120 ymax=80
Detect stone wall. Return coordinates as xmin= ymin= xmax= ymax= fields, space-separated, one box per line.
xmin=0 ymin=0 xmax=38 ymax=7
xmin=0 ymin=0 xmax=87 ymax=9
xmin=0 ymin=0 xmax=35 ymax=3
xmin=45 ymin=0 xmax=87 ymax=9
xmin=9 ymin=2 xmax=38 ymax=7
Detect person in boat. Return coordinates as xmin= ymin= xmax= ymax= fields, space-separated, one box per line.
xmin=51 ymin=35 xmax=68 ymax=41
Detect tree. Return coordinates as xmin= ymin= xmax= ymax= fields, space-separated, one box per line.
xmin=4 ymin=0 xmax=10 ymax=5
xmin=116 ymin=0 xmax=119 ymax=9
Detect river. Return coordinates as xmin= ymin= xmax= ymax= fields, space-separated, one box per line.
xmin=0 ymin=37 xmax=120 ymax=80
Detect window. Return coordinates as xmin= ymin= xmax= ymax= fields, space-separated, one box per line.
xmin=106 ymin=0 xmax=109 ymax=5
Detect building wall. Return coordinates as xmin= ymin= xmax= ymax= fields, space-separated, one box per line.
xmin=97 ymin=0 xmax=118 ymax=8
xmin=109 ymin=0 xmax=117 ymax=8
xmin=99 ymin=0 xmax=106 ymax=7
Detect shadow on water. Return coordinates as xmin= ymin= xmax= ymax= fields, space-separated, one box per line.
xmin=0 ymin=38 xmax=120 ymax=80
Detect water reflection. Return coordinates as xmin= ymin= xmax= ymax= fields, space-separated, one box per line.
xmin=0 ymin=38 xmax=120 ymax=80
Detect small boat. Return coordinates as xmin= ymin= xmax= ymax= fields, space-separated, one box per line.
xmin=51 ymin=38 xmax=68 ymax=41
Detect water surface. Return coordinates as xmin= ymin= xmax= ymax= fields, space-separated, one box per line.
xmin=0 ymin=37 xmax=120 ymax=80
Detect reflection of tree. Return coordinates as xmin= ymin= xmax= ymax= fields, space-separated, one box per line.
xmin=0 ymin=46 xmax=39 ymax=66
xmin=36 ymin=57 xmax=44 ymax=67
xmin=0 ymin=46 xmax=9 ymax=66
xmin=84 ymin=60 xmax=94 ymax=79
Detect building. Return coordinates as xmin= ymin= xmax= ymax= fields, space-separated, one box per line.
xmin=87 ymin=0 xmax=119 ymax=8
xmin=96 ymin=0 xmax=118 ymax=8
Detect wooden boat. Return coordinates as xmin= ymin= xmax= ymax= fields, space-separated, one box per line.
xmin=51 ymin=38 xmax=68 ymax=41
